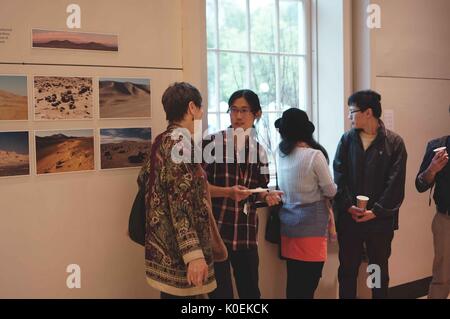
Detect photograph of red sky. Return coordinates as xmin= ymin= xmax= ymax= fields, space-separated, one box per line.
xmin=32 ymin=29 xmax=118 ymax=52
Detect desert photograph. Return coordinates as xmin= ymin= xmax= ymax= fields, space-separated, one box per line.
xmin=35 ymin=129 xmax=94 ymax=174
xmin=0 ymin=75 xmax=28 ymax=121
xmin=100 ymin=128 xmax=151 ymax=169
xmin=34 ymin=76 xmax=93 ymax=120
xmin=99 ymin=78 xmax=151 ymax=118
xmin=0 ymin=131 xmax=29 ymax=177
xmin=32 ymin=29 xmax=118 ymax=52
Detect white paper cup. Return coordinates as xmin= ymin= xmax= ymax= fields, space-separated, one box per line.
xmin=357 ymin=195 xmax=369 ymax=210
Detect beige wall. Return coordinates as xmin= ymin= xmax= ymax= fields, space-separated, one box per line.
xmin=372 ymin=0 xmax=450 ymax=287
xmin=0 ymin=0 xmax=184 ymax=298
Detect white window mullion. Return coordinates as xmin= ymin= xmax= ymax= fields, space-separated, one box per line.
xmin=275 ymin=0 xmax=281 ymax=112
xmin=310 ymin=0 xmax=319 ymax=139
xmin=302 ymin=0 xmax=310 ymax=114
xmin=207 ymin=48 xmax=305 ymax=57
xmin=215 ymin=0 xmax=221 ymax=130
xmin=246 ymin=0 xmax=251 ymax=89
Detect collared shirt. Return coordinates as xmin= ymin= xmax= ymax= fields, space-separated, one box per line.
xmin=204 ymin=129 xmax=270 ymax=251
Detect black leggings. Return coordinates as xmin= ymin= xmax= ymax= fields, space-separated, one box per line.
xmin=160 ymin=292 xmax=192 ymax=299
xmin=286 ymin=259 xmax=324 ymax=299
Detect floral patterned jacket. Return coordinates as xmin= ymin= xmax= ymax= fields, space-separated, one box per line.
xmin=139 ymin=124 xmax=216 ymax=296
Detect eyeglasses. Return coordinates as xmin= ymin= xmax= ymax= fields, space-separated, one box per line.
xmin=228 ymin=107 xmax=251 ymax=116
xmin=349 ymin=109 xmax=361 ymax=115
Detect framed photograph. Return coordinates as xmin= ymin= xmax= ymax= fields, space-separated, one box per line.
xmin=0 ymin=75 xmax=28 ymax=121
xmin=33 ymin=76 xmax=93 ymax=120
xmin=35 ymin=129 xmax=94 ymax=175
xmin=99 ymin=78 xmax=151 ymax=119
xmin=32 ymin=29 xmax=118 ymax=52
xmin=0 ymin=131 xmax=30 ymax=177
xmin=100 ymin=127 xmax=151 ymax=170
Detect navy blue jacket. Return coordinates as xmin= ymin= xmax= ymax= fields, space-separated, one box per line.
xmin=333 ymin=121 xmax=407 ymax=233
xmin=415 ymin=136 xmax=449 ymax=214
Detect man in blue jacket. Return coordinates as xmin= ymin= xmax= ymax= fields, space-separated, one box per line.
xmin=333 ymin=90 xmax=407 ymax=299
xmin=416 ymin=134 xmax=449 ymax=299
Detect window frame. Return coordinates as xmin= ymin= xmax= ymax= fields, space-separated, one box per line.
xmin=206 ymin=0 xmax=315 ymax=184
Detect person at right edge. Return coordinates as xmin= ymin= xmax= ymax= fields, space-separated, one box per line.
xmin=415 ymin=131 xmax=449 ymax=299
xmin=333 ymin=90 xmax=407 ymax=299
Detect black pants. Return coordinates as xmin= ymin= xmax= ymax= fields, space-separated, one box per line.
xmin=286 ymin=259 xmax=324 ymax=299
xmin=160 ymin=292 xmax=191 ymax=299
xmin=209 ymin=247 xmax=260 ymax=299
xmin=338 ymin=231 xmax=394 ymax=299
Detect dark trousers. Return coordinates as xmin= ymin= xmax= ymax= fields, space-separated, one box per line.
xmin=209 ymin=247 xmax=260 ymax=299
xmin=338 ymin=231 xmax=394 ymax=299
xmin=160 ymin=292 xmax=191 ymax=299
xmin=286 ymin=259 xmax=324 ymax=299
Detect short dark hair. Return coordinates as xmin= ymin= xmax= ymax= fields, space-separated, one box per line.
xmin=228 ymin=89 xmax=262 ymax=116
xmin=162 ymin=82 xmax=202 ymax=122
xmin=348 ymin=90 xmax=382 ymax=118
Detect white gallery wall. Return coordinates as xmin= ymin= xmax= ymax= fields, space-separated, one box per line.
xmin=0 ymin=0 xmax=185 ymax=298
xmin=372 ymin=0 xmax=450 ymax=288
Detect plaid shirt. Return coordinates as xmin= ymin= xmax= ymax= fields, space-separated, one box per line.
xmin=204 ymin=129 xmax=270 ymax=251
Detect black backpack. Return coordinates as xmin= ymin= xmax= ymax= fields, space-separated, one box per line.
xmin=128 ymin=186 xmax=146 ymax=246
xmin=127 ymin=132 xmax=164 ymax=247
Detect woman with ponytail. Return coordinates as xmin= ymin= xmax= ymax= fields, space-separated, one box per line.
xmin=275 ymin=108 xmax=337 ymax=299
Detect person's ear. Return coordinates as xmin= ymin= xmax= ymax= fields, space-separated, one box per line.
xmin=254 ymin=110 xmax=262 ymax=120
xmin=366 ymin=108 xmax=374 ymax=118
xmin=187 ymin=101 xmax=197 ymax=117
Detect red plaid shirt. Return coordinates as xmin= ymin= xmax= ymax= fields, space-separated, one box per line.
xmin=204 ymin=130 xmax=270 ymax=251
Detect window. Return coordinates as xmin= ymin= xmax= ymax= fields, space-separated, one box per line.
xmin=206 ymin=0 xmax=311 ymax=183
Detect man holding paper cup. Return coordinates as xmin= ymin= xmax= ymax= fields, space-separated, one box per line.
xmin=204 ymin=90 xmax=282 ymax=299
xmin=333 ymin=90 xmax=407 ymax=299
xmin=416 ymin=135 xmax=449 ymax=299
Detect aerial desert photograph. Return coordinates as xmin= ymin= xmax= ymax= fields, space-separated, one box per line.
xmin=32 ymin=29 xmax=118 ymax=52
xmin=0 ymin=75 xmax=28 ymax=121
xmin=100 ymin=128 xmax=151 ymax=169
xmin=0 ymin=131 xmax=29 ymax=177
xmin=34 ymin=76 xmax=93 ymax=120
xmin=99 ymin=78 xmax=151 ymax=118
xmin=35 ymin=129 xmax=94 ymax=174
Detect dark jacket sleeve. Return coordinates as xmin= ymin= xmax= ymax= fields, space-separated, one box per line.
xmin=415 ymin=140 xmax=435 ymax=193
xmin=372 ymin=137 xmax=408 ymax=218
xmin=333 ymin=134 xmax=353 ymax=213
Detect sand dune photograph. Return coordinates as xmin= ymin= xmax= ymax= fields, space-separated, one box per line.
xmin=34 ymin=76 xmax=93 ymax=120
xmin=0 ymin=75 xmax=28 ymax=121
xmin=99 ymin=78 xmax=151 ymax=119
xmin=0 ymin=131 xmax=30 ymax=177
xmin=32 ymin=29 xmax=118 ymax=52
xmin=100 ymin=128 xmax=151 ymax=169
xmin=35 ymin=129 xmax=94 ymax=175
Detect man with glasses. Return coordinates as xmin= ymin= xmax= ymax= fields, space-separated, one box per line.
xmin=204 ymin=89 xmax=282 ymax=299
xmin=333 ymin=90 xmax=407 ymax=299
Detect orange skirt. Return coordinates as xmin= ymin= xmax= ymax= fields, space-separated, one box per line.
xmin=281 ymin=236 xmax=327 ymax=262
